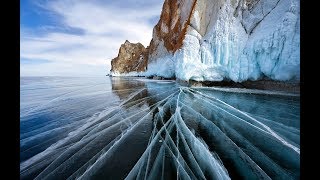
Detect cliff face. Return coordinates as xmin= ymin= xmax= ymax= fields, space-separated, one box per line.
xmin=110 ymin=40 xmax=148 ymax=75
xmin=148 ymin=0 xmax=196 ymax=57
xmin=145 ymin=0 xmax=300 ymax=82
xmin=146 ymin=0 xmax=197 ymax=78
xmin=109 ymin=0 xmax=300 ymax=82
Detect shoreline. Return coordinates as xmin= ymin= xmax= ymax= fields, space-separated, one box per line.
xmin=108 ymin=75 xmax=300 ymax=94
xmin=186 ymin=79 xmax=300 ymax=94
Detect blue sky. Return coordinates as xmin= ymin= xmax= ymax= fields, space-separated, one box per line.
xmin=20 ymin=0 xmax=163 ymax=76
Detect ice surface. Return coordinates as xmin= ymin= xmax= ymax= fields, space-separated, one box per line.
xmin=20 ymin=77 xmax=300 ymax=179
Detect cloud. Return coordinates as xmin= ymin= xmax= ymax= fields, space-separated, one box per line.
xmin=20 ymin=0 xmax=163 ymax=76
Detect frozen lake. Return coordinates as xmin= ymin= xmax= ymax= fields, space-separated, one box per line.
xmin=20 ymin=76 xmax=300 ymax=179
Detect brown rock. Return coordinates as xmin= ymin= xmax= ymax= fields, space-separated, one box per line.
xmin=148 ymin=0 xmax=197 ymax=61
xmin=110 ymin=40 xmax=149 ymax=74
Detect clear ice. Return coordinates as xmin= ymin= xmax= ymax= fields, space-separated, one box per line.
xmin=20 ymin=77 xmax=300 ymax=179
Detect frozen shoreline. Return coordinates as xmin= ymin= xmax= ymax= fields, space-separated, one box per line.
xmin=108 ymin=74 xmax=300 ymax=94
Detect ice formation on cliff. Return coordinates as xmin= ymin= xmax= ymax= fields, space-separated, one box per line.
xmin=146 ymin=0 xmax=300 ymax=82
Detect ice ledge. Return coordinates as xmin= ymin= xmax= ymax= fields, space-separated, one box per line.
xmin=176 ymin=78 xmax=300 ymax=94
xmin=110 ymin=71 xmax=146 ymax=77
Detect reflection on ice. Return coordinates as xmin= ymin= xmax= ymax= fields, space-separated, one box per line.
xmin=20 ymin=77 xmax=300 ymax=179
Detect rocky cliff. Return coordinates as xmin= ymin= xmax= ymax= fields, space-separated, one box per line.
xmin=110 ymin=0 xmax=300 ymax=83
xmin=110 ymin=40 xmax=148 ymax=76
xmin=145 ymin=0 xmax=300 ymax=82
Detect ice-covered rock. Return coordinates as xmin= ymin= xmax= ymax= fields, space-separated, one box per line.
xmin=146 ymin=0 xmax=300 ymax=82
xmin=110 ymin=40 xmax=148 ymax=76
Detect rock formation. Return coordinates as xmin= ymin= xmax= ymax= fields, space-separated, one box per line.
xmin=110 ymin=40 xmax=148 ymax=75
xmin=110 ymin=0 xmax=300 ymax=83
xmin=145 ymin=0 xmax=300 ymax=82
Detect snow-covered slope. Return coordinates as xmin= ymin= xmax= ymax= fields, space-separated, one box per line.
xmin=145 ymin=0 xmax=300 ymax=82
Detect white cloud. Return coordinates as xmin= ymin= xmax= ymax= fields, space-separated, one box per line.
xmin=20 ymin=0 xmax=163 ymax=76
